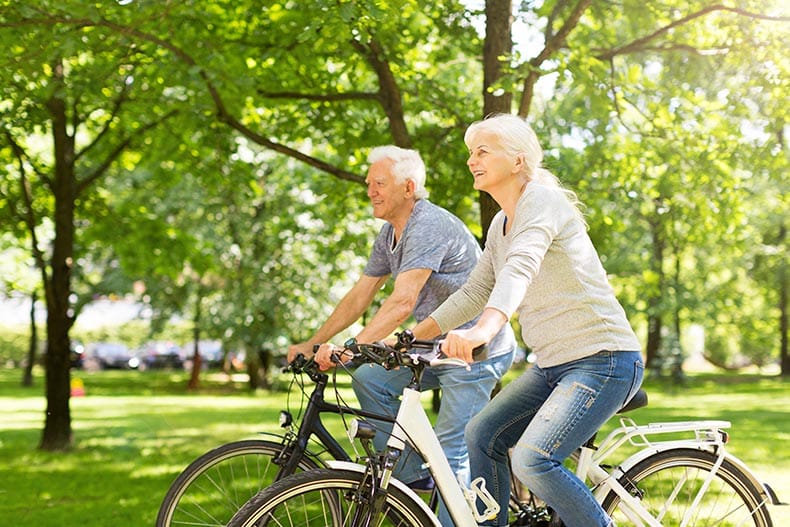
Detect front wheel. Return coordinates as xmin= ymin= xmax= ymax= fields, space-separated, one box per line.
xmin=156 ymin=438 xmax=323 ymax=527
xmin=227 ymin=468 xmax=438 ymax=527
xmin=602 ymin=448 xmax=772 ymax=527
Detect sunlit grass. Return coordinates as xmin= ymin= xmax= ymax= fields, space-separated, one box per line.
xmin=0 ymin=366 xmax=787 ymax=527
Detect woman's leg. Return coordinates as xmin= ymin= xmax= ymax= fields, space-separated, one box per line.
xmin=429 ymin=352 xmax=512 ymax=527
xmin=465 ymin=364 xmax=552 ymax=526
xmin=511 ymin=350 xmax=644 ymax=527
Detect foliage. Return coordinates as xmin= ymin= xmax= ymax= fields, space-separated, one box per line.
xmin=0 ymin=0 xmax=787 ymax=448
xmin=0 ymin=325 xmax=29 ymax=367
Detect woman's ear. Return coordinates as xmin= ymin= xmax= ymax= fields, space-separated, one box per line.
xmin=512 ymin=153 xmax=525 ymax=175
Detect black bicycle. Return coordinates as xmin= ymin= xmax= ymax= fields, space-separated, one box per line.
xmin=156 ymin=353 xmax=395 ymax=527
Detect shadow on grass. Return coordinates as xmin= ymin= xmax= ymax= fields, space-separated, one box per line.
xmin=1 ymin=367 xmax=787 ymax=527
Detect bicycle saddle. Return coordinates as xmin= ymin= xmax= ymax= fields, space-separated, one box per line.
xmin=618 ymin=388 xmax=648 ymax=414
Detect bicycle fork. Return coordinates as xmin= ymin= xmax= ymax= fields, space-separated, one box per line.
xmin=345 ymin=420 xmax=403 ymax=527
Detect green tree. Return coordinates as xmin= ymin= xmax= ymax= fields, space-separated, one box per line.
xmin=479 ymin=0 xmax=788 ymax=372
xmin=1 ymin=0 xmax=787 ymax=452
xmin=1 ymin=3 xmax=181 ymax=449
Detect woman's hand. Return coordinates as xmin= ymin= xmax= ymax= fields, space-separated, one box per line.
xmin=440 ymin=308 xmax=507 ymax=363
xmin=440 ymin=328 xmax=489 ymax=363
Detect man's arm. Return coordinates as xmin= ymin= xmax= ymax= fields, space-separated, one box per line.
xmin=288 ymin=274 xmax=388 ymax=362
xmin=356 ymin=267 xmax=432 ymax=342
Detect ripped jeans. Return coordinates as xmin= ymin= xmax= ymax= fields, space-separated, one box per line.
xmin=465 ymin=350 xmax=644 ymax=527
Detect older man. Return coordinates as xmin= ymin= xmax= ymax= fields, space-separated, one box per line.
xmin=288 ymin=145 xmax=515 ymax=527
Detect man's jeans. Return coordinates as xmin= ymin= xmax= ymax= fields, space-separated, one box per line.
xmin=466 ymin=350 xmax=644 ymax=527
xmin=351 ymin=352 xmax=513 ymax=527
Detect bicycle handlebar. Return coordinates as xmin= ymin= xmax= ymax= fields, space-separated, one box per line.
xmin=342 ymin=330 xmax=483 ymax=371
xmin=282 ymin=352 xmax=327 ymax=382
xmin=285 ymin=330 xmax=486 ymax=375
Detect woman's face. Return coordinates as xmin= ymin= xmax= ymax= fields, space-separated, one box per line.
xmin=466 ymin=131 xmax=518 ymax=193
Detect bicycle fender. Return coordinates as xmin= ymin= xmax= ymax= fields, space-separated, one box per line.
xmin=722 ymin=451 xmax=783 ymax=506
xmin=325 ymin=460 xmax=442 ymax=527
xmin=608 ymin=447 xmax=778 ymax=506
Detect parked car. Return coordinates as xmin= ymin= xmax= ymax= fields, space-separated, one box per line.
xmin=70 ymin=341 xmax=85 ymax=369
xmin=85 ymin=342 xmax=137 ymax=370
xmin=181 ymin=340 xmax=225 ymax=369
xmin=136 ymin=341 xmax=184 ymax=370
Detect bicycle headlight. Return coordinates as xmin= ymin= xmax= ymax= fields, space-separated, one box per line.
xmin=348 ymin=418 xmax=376 ymax=440
xmin=279 ymin=410 xmax=293 ymax=428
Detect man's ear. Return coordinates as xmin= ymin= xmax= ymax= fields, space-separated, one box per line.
xmin=405 ymin=178 xmax=416 ymax=196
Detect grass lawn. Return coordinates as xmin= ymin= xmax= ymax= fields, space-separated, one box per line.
xmin=1 ymin=365 xmax=788 ymax=526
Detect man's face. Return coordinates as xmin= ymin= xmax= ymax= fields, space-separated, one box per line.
xmin=365 ymin=159 xmax=411 ymax=222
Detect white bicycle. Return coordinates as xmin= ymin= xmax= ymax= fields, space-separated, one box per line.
xmin=227 ymin=332 xmax=780 ymax=527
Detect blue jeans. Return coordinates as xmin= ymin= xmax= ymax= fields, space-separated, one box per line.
xmin=351 ymin=352 xmax=513 ymax=527
xmin=465 ymin=350 xmax=644 ymax=527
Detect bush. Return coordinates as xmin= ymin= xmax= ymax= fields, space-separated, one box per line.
xmin=0 ymin=325 xmax=32 ymax=367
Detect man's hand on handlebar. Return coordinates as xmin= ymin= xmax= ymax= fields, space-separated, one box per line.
xmin=287 ymin=341 xmax=316 ymax=364
xmin=314 ymin=342 xmax=353 ymax=371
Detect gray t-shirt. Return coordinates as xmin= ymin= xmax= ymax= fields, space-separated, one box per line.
xmin=364 ymin=199 xmax=515 ymax=360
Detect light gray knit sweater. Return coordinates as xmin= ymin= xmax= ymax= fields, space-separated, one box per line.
xmin=431 ymin=184 xmax=640 ymax=368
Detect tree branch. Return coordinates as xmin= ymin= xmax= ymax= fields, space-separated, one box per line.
xmin=74 ymin=73 xmax=132 ymax=164
xmin=595 ymin=5 xmax=790 ymax=61
xmin=351 ymin=36 xmax=412 ymax=148
xmin=75 ymin=108 xmax=179 ymax=196
xmin=256 ymin=90 xmax=380 ymax=102
xmin=4 ymin=131 xmax=50 ymax=286
xmin=22 ymin=14 xmax=367 ymax=186
xmin=519 ymin=0 xmax=592 ymax=116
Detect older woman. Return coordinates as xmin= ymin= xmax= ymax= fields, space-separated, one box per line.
xmin=413 ymin=113 xmax=644 ymax=527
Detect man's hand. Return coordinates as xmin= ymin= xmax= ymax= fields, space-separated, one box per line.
xmin=314 ymin=342 xmax=352 ymax=371
xmin=287 ymin=342 xmax=315 ymax=364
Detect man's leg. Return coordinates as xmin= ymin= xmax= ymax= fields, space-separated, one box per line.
xmin=350 ymin=364 xmax=420 ymax=474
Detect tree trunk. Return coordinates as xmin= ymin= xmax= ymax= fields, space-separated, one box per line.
xmin=479 ymin=0 xmax=514 ymax=240
xmin=779 ymin=223 xmax=788 ymax=377
xmin=188 ymin=296 xmax=203 ymax=390
xmin=644 ymin=212 xmax=665 ymax=370
xmin=39 ymin=58 xmax=76 ymax=451
xmin=645 ymin=311 xmax=662 ymax=370
xmin=22 ymin=291 xmax=37 ymax=387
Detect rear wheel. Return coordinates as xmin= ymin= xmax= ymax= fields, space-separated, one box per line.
xmin=227 ymin=468 xmax=437 ymax=527
xmin=602 ymin=448 xmax=772 ymax=527
xmin=156 ymin=439 xmax=323 ymax=527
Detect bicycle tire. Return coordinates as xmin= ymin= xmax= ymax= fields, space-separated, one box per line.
xmin=602 ymin=448 xmax=772 ymax=527
xmin=156 ymin=438 xmax=324 ymax=527
xmin=227 ymin=467 xmax=437 ymax=527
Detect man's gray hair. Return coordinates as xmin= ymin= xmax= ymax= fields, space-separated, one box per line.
xmin=368 ymin=145 xmax=429 ymax=200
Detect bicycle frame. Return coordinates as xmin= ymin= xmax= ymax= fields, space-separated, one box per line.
xmin=273 ymin=363 xmax=397 ymax=478
xmin=387 ymin=385 xmax=489 ymax=527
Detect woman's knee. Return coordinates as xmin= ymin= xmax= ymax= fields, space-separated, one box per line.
xmin=510 ymin=444 xmax=551 ymax=483
xmin=466 ymin=412 xmax=512 ymax=460
xmin=464 ymin=412 xmax=489 ymax=451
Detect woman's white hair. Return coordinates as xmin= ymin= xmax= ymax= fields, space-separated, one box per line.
xmin=465 ymin=113 xmax=585 ymax=222
xmin=368 ymin=145 xmax=429 ymax=200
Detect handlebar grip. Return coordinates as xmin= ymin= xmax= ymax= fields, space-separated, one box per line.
xmin=471 ymin=344 xmax=488 ymax=361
